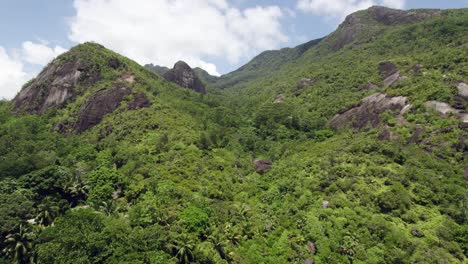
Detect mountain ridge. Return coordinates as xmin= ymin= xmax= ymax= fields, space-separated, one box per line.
xmin=1 ymin=5 xmax=467 ymax=264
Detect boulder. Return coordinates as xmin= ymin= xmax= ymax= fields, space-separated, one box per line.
xmin=379 ymin=61 xmax=407 ymax=87
xmin=424 ymin=101 xmax=458 ymax=115
xmin=424 ymin=101 xmax=468 ymax=128
xmin=119 ymin=73 xmax=135 ymax=84
xmin=75 ymin=86 xmax=131 ymax=132
xmin=457 ymin=82 xmax=468 ymax=100
xmin=254 ymin=159 xmax=272 ymax=174
xmin=329 ymin=93 xmax=408 ymax=130
xmin=304 ymin=259 xmax=314 ymax=264
xmin=128 ymin=92 xmax=151 ymax=110
xmin=163 ymin=61 xmax=206 ymax=93
xmin=322 ymin=200 xmax=330 ymax=209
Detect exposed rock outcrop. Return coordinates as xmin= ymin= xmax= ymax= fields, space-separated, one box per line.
xmin=368 ymin=6 xmax=441 ymax=26
xmin=457 ymin=82 xmax=468 ymax=100
xmin=13 ymin=57 xmax=101 ymax=113
xmin=75 ymin=87 xmax=131 ymax=132
xmin=163 ymin=61 xmax=206 ymax=93
xmin=254 ymin=159 xmax=272 ymax=174
xmin=359 ymin=82 xmax=378 ymax=91
xmin=327 ymin=6 xmax=440 ymax=51
xmin=329 ymin=93 xmax=409 ymax=130
xmin=329 ymin=12 xmax=369 ymax=50
xmin=379 ymin=61 xmax=407 ymax=87
xmin=128 ymin=92 xmax=151 ymax=110
xmin=424 ymin=101 xmax=468 ymax=128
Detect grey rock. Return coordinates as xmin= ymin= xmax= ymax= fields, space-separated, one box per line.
xmin=379 ymin=61 xmax=407 ymax=87
xmin=368 ymin=6 xmax=441 ymax=26
xmin=254 ymin=159 xmax=272 ymax=174
xmin=322 ymin=200 xmax=330 ymax=209
xmin=424 ymin=101 xmax=468 ymax=128
xmin=457 ymin=82 xmax=468 ymax=100
xmin=13 ymin=57 xmax=101 ymax=113
xmin=329 ymin=93 xmax=408 ymax=130
xmin=75 ymin=86 xmax=131 ymax=132
xmin=163 ymin=61 xmax=206 ymax=93
xmin=128 ymin=92 xmax=151 ymax=110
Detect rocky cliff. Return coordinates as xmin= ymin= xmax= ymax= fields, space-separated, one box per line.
xmin=163 ymin=61 xmax=206 ymax=93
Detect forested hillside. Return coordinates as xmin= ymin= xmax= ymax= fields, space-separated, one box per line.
xmin=0 ymin=6 xmax=467 ymax=264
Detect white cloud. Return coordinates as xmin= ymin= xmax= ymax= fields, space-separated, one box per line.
xmin=68 ymin=0 xmax=288 ymax=76
xmin=22 ymin=41 xmax=67 ymax=66
xmin=297 ymin=0 xmax=406 ymax=20
xmin=0 ymin=47 xmax=32 ymax=100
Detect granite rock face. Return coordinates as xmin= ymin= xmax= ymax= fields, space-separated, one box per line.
xmin=75 ymin=87 xmax=131 ymax=132
xmin=327 ymin=6 xmax=440 ymax=51
xmin=329 ymin=93 xmax=409 ymax=130
xmin=379 ymin=61 xmax=407 ymax=87
xmin=163 ymin=61 xmax=206 ymax=94
xmin=128 ymin=92 xmax=151 ymax=110
xmin=368 ymin=6 xmax=441 ymax=26
xmin=13 ymin=57 xmax=101 ymax=113
xmin=424 ymin=101 xmax=468 ymax=128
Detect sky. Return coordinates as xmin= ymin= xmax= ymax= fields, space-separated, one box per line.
xmin=0 ymin=0 xmax=467 ymax=99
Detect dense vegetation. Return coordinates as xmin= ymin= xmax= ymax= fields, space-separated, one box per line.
xmin=0 ymin=7 xmax=467 ymax=264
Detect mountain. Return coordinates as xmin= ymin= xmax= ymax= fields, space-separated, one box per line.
xmin=1 ymin=6 xmax=467 ymax=264
xmin=144 ymin=63 xmax=170 ymax=75
xmin=162 ymin=61 xmax=206 ymax=94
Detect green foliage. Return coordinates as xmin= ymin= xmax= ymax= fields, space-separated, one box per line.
xmin=0 ymin=8 xmax=467 ymax=264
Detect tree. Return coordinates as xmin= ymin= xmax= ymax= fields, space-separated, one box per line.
xmin=2 ymin=224 xmax=36 ymax=264
xmin=167 ymin=234 xmax=196 ymax=264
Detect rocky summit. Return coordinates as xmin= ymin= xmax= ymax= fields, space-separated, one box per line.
xmin=163 ymin=61 xmax=206 ymax=93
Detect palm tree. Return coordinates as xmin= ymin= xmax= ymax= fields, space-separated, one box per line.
xmin=207 ymin=228 xmax=230 ymax=261
xmin=98 ymin=200 xmax=119 ymax=216
xmin=2 ymin=224 xmax=36 ymax=264
xmin=35 ymin=202 xmax=59 ymax=227
xmin=167 ymin=234 xmax=195 ymax=264
xmin=63 ymin=173 xmax=88 ymax=206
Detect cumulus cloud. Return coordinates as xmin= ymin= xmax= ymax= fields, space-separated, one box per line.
xmin=0 ymin=47 xmax=31 ymax=99
xmin=22 ymin=41 xmax=67 ymax=66
xmin=69 ymin=0 xmax=288 ymax=75
xmin=297 ymin=0 xmax=406 ymax=20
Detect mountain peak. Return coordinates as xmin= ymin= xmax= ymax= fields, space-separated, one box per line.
xmin=163 ymin=61 xmax=206 ymax=94
xmin=13 ymin=42 xmax=111 ymax=113
xmin=326 ymin=5 xmax=442 ymax=50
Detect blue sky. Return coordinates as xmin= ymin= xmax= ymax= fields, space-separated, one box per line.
xmin=0 ymin=0 xmax=467 ymax=99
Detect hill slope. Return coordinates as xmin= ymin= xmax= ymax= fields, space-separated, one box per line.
xmin=0 ymin=6 xmax=467 ymax=264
